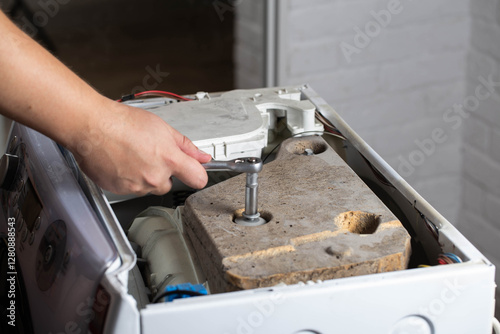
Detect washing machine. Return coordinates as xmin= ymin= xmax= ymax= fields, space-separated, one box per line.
xmin=0 ymin=85 xmax=497 ymax=334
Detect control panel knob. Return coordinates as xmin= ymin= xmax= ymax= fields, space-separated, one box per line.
xmin=0 ymin=153 xmax=20 ymax=190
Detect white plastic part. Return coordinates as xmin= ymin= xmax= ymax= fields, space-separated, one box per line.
xmin=127 ymin=87 xmax=324 ymax=160
xmin=140 ymin=262 xmax=495 ymax=334
xmin=101 ymin=274 xmax=141 ymax=334
xmin=127 ymin=207 xmax=205 ymax=295
xmin=195 ymin=91 xmax=209 ymax=100
xmin=390 ymin=316 xmax=432 ymax=334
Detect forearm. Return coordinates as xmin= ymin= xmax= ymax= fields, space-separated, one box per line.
xmin=0 ymin=10 xmax=110 ymax=151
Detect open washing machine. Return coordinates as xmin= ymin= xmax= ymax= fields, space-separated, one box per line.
xmin=0 ymin=85 xmax=497 ymax=334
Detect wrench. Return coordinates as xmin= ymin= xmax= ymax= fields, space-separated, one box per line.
xmin=202 ymin=158 xmax=266 ymax=226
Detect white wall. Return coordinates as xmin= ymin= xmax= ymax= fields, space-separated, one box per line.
xmin=459 ymin=0 xmax=500 ymax=314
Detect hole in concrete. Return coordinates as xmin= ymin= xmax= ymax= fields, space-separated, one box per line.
xmin=335 ymin=211 xmax=381 ymax=234
xmin=325 ymin=247 xmax=342 ymax=259
xmin=325 ymin=246 xmax=352 ymax=259
xmin=232 ymin=208 xmax=272 ymax=226
xmin=285 ymin=139 xmax=328 ymax=156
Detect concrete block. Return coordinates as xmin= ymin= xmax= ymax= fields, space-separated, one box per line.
xmin=183 ymin=136 xmax=411 ymax=292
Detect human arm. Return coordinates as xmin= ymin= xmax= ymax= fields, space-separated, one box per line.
xmin=0 ymin=11 xmax=211 ymax=195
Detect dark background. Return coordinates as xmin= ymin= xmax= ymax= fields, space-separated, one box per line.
xmin=1 ymin=0 xmax=235 ymax=98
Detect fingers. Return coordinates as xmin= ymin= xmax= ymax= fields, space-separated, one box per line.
xmin=170 ymin=126 xmax=212 ymax=163
xmin=149 ymin=177 xmax=173 ymax=196
xmin=168 ymin=145 xmax=208 ymax=189
xmin=151 ymin=125 xmax=210 ymax=191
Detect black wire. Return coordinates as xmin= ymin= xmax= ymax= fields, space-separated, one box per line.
xmin=315 ymin=111 xmax=345 ymax=137
xmin=413 ymin=202 xmax=439 ymax=242
xmin=360 ymin=155 xmax=395 ymax=188
xmin=262 ymin=141 xmax=282 ymax=163
xmin=152 ymin=289 xmax=205 ymax=303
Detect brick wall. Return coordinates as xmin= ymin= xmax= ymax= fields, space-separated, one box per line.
xmin=459 ymin=0 xmax=500 ymax=316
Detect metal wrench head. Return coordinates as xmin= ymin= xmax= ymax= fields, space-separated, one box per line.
xmin=202 ymin=157 xmax=263 ymax=173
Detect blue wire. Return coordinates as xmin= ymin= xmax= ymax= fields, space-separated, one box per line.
xmin=443 ymin=252 xmax=462 ymax=263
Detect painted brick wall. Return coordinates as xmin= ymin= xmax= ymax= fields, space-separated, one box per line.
xmin=458 ymin=0 xmax=500 ymax=316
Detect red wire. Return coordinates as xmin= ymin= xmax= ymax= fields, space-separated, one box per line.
xmin=117 ymin=90 xmax=192 ymax=102
xmin=135 ymin=90 xmax=192 ymax=101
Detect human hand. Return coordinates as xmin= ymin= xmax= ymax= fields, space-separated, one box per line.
xmin=0 ymin=11 xmax=210 ymax=195
xmin=70 ymin=100 xmax=212 ymax=195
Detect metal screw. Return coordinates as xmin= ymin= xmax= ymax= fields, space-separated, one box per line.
xmin=203 ymin=158 xmax=266 ymax=226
